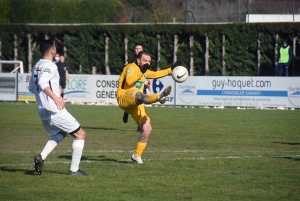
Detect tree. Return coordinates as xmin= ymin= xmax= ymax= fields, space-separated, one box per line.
xmin=0 ymin=0 xmax=11 ymax=23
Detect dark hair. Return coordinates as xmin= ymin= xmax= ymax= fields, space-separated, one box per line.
xmin=135 ymin=43 xmax=143 ymax=48
xmin=137 ymin=50 xmax=150 ymax=59
xmin=39 ymin=39 xmax=55 ymax=56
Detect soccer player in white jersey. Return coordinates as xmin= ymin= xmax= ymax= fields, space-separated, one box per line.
xmin=29 ymin=39 xmax=87 ymax=176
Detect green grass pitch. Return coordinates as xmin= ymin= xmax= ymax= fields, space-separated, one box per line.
xmin=0 ymin=102 xmax=299 ymax=201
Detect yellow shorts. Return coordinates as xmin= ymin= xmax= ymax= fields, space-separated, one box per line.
xmin=117 ymin=88 xmax=150 ymax=126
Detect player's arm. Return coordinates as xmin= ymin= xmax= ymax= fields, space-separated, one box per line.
xmin=144 ymin=60 xmax=182 ymax=79
xmin=39 ymin=65 xmax=65 ymax=110
xmin=145 ymin=68 xmax=172 ymax=79
xmin=118 ymin=66 xmax=127 ymax=90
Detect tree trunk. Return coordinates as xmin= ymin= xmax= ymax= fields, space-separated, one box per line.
xmin=27 ymin=33 xmax=32 ymax=73
xmin=157 ymin=34 xmax=161 ymax=70
xmin=173 ymin=34 xmax=178 ymax=64
xmin=79 ymin=64 xmax=82 ymax=73
xmin=293 ymin=36 xmax=296 ymax=76
xmin=257 ymin=33 xmax=261 ymax=75
xmin=124 ymin=37 xmax=128 ymax=62
xmin=222 ymin=33 xmax=226 ymax=76
xmin=189 ymin=35 xmax=194 ymax=76
xmin=274 ymin=33 xmax=279 ymax=76
xmin=14 ymin=34 xmax=18 ymax=69
xmin=63 ymin=46 xmax=67 ymax=58
xmin=105 ymin=35 xmax=111 ymax=75
xmin=0 ymin=41 xmax=2 ymax=72
xmin=92 ymin=66 xmax=97 ymax=74
xmin=205 ymin=35 xmax=209 ymax=75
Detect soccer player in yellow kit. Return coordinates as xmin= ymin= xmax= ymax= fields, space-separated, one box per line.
xmin=117 ymin=50 xmax=182 ymax=164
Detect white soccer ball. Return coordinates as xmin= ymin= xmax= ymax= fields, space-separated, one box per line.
xmin=172 ymin=66 xmax=188 ymax=83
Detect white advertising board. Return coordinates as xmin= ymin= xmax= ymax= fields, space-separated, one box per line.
xmin=145 ymin=76 xmax=175 ymax=105
xmin=18 ymin=73 xmax=36 ymax=101
xmin=16 ymin=74 xmax=300 ymax=108
xmin=64 ymin=74 xmax=118 ymax=104
xmin=175 ymin=76 xmax=300 ymax=108
xmin=64 ymin=74 xmax=176 ymax=105
xmin=0 ymin=73 xmax=18 ymax=101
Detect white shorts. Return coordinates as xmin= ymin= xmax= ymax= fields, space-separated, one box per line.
xmin=42 ymin=110 xmax=81 ymax=135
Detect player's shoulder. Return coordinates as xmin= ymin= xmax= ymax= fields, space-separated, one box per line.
xmin=41 ymin=59 xmax=57 ymax=71
xmin=126 ymin=62 xmax=138 ymax=69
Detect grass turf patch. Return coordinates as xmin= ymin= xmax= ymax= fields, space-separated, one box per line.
xmin=0 ymin=102 xmax=299 ymax=201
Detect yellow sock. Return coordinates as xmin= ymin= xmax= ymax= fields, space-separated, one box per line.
xmin=134 ymin=141 xmax=147 ymax=157
xmin=147 ymin=94 xmax=159 ymax=103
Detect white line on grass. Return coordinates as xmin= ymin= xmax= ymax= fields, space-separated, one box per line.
xmin=3 ymin=150 xmax=300 ymax=154
xmin=1 ymin=154 xmax=299 ymax=167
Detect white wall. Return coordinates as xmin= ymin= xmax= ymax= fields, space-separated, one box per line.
xmin=246 ymin=14 xmax=300 ymax=22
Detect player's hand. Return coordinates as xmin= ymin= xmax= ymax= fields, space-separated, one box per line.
xmin=54 ymin=96 xmax=65 ymax=110
xmin=172 ymin=60 xmax=182 ymax=70
xmin=67 ymin=79 xmax=70 ymax=84
xmin=142 ymin=64 xmax=150 ymax=73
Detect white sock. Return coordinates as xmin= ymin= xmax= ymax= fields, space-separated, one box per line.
xmin=40 ymin=133 xmax=65 ymax=160
xmin=70 ymin=140 xmax=85 ymax=172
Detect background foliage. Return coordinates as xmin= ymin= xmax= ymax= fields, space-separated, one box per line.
xmin=1 ymin=23 xmax=300 ymax=76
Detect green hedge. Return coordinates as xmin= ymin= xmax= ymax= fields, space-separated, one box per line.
xmin=0 ymin=23 xmax=300 ymax=76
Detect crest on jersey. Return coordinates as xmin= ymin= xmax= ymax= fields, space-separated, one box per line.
xmin=127 ymin=69 xmax=133 ymax=73
xmin=43 ymin=68 xmax=51 ymax=73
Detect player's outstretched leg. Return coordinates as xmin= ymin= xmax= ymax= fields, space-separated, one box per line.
xmin=159 ymin=86 xmax=172 ymax=104
xmin=34 ymin=154 xmax=44 ymax=175
xmin=135 ymin=86 xmax=172 ymax=105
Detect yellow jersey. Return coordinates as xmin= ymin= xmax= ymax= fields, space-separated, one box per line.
xmin=117 ymin=62 xmax=172 ymax=95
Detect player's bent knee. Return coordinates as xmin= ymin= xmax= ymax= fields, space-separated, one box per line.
xmin=72 ymin=128 xmax=86 ymax=140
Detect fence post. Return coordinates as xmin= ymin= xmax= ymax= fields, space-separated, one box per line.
xmin=124 ymin=37 xmax=128 ymax=62
xmin=173 ymin=34 xmax=178 ymax=64
xmin=222 ymin=33 xmax=226 ymax=76
xmin=14 ymin=34 xmax=18 ymax=69
xmin=105 ymin=34 xmax=111 ymax=75
xmin=157 ymin=34 xmax=161 ymax=70
xmin=205 ymin=35 xmax=210 ymax=75
xmin=189 ymin=35 xmax=194 ymax=76
xmin=274 ymin=34 xmax=279 ymax=76
xmin=257 ymin=33 xmax=261 ymax=75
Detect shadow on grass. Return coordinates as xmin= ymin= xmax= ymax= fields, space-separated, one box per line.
xmin=272 ymin=141 xmax=300 ymax=146
xmin=0 ymin=166 xmax=67 ymax=175
xmin=83 ymin=126 xmax=118 ymax=130
xmin=272 ymin=156 xmax=300 ymax=162
xmin=83 ymin=126 xmax=138 ymax=132
xmin=58 ymin=155 xmax=131 ymax=164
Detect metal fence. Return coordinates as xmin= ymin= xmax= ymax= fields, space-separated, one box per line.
xmin=185 ymin=0 xmax=300 ymax=23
